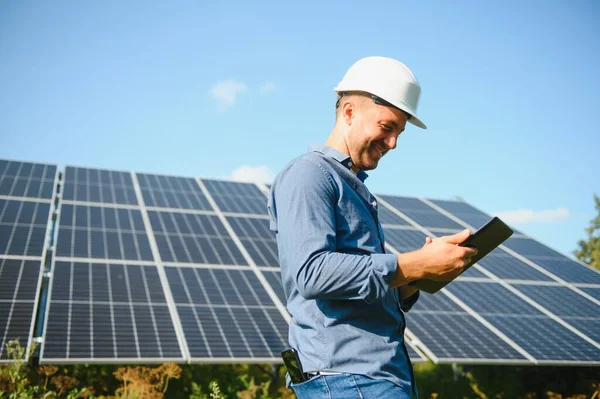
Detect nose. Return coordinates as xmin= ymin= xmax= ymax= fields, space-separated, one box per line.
xmin=385 ymin=134 xmax=398 ymax=150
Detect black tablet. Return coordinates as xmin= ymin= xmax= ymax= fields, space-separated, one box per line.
xmin=409 ymin=217 xmax=514 ymax=294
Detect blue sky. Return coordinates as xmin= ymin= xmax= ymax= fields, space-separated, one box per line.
xmin=1 ymin=1 xmax=598 ymax=258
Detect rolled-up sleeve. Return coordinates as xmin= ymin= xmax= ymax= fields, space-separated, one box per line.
xmin=269 ymin=157 xmax=398 ymax=304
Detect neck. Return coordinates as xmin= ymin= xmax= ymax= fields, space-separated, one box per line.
xmin=325 ymin=126 xmax=360 ymax=173
xmin=325 ymin=126 xmax=349 ymax=156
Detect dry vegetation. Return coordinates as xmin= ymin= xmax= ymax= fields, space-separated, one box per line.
xmin=1 ymin=340 xmax=598 ymax=398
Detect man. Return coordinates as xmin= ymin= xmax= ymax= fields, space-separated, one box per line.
xmin=267 ymin=56 xmax=477 ymax=398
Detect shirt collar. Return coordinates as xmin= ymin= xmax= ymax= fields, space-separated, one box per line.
xmin=309 ymin=143 xmax=369 ymax=182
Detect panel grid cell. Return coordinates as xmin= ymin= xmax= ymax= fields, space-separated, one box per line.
xmin=0 ymin=160 xmax=56 ymax=200
xmin=379 ymin=195 xmax=465 ymax=230
xmin=383 ymin=228 xmax=427 ymax=252
xmin=137 ymin=173 xmax=212 ymax=210
xmin=202 ymin=179 xmax=267 ymax=215
xmin=512 ymin=285 xmax=600 ymax=343
xmin=0 ymin=259 xmax=43 ymax=360
xmin=528 ymin=257 xmax=600 ymax=284
xmin=406 ymin=312 xmax=526 ymax=360
xmin=149 ymin=211 xmax=247 ymax=265
xmin=511 ymin=285 xmax=600 ymax=319
xmin=226 ymin=217 xmax=279 ymax=267
xmin=486 ymin=315 xmax=600 ymax=361
xmin=405 ymin=341 xmax=427 ymax=362
xmin=476 ymin=253 xmax=554 ymax=281
xmin=428 ymin=199 xmax=495 ymax=231
xmin=446 ymin=281 xmax=543 ymax=316
xmin=0 ymin=199 xmax=50 ymax=257
xmin=377 ymin=204 xmax=410 ymax=226
xmin=41 ymin=261 xmax=183 ymax=361
xmin=63 ymin=166 xmax=138 ymax=205
xmin=262 ymin=270 xmax=286 ymax=306
xmin=56 ymin=204 xmax=153 ymax=261
xmin=165 ymin=266 xmax=288 ymax=359
xmin=446 ymin=281 xmax=600 ymax=361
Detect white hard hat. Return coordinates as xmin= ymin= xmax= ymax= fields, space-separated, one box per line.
xmin=334 ymin=56 xmax=427 ymax=129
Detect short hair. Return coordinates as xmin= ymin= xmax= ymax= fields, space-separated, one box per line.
xmin=335 ymin=91 xmax=411 ymax=121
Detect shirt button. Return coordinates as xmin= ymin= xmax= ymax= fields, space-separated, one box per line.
xmin=372 ymin=201 xmax=377 ymax=207
xmin=347 ymin=161 xmax=352 ymax=167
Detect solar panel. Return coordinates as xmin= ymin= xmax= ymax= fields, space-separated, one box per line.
xmin=262 ymin=270 xmax=286 ymax=306
xmin=55 ymin=204 xmax=153 ymax=261
xmin=510 ymin=285 xmax=599 ymax=319
xmin=0 ymin=259 xmax=44 ymax=360
xmin=460 ymin=266 xmax=489 ymax=279
xmin=427 ymin=199 xmax=503 ymax=232
xmin=137 ymin=173 xmax=212 ymax=211
xmin=226 ymin=216 xmax=278 ymax=267
xmin=447 ymin=281 xmax=543 ymax=315
xmin=41 ymin=261 xmax=184 ymax=361
xmin=405 ymin=339 xmax=428 ymax=363
xmin=406 ymin=292 xmax=527 ymax=362
xmin=4 ymin=157 xmax=600 ymax=367
xmin=511 ymin=284 xmax=600 ymax=342
xmin=406 ymin=313 xmax=526 ymax=361
xmin=503 ymin=237 xmax=563 ymax=258
xmin=378 ymin=195 xmax=465 ymax=230
xmin=62 ymin=166 xmax=138 ymax=205
xmin=202 ymin=179 xmax=267 ymax=215
xmin=0 ymin=199 xmax=50 ymax=256
xmin=485 ymin=315 xmax=600 ymax=362
xmin=527 ymin=258 xmax=600 ymax=285
xmin=164 ymin=266 xmax=288 ymax=359
xmin=446 ymin=281 xmax=600 ymax=362
xmin=476 ymin=252 xmax=554 ymax=281
xmin=581 ymin=288 xmax=600 ymax=302
xmin=0 ymin=160 xmax=56 ymax=200
xmin=383 ymin=227 xmax=428 ymax=252
xmin=377 ymin=204 xmax=410 ymax=226
xmin=0 ymin=160 xmax=57 ymax=362
xmin=148 ymin=211 xmax=247 ymax=265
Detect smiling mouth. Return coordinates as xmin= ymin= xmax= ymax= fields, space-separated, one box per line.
xmin=373 ymin=146 xmax=386 ymax=158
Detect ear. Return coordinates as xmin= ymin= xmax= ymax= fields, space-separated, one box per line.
xmin=341 ymin=98 xmax=356 ymax=126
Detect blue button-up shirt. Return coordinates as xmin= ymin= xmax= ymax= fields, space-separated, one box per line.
xmin=267 ymin=144 xmax=419 ymax=393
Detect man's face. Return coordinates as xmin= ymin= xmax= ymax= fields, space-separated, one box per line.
xmin=344 ymin=98 xmax=409 ymax=172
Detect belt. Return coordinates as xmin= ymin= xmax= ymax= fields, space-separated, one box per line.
xmin=306 ymin=370 xmax=343 ymax=376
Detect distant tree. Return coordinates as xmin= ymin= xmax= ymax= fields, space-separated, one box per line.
xmin=574 ymin=194 xmax=600 ymax=270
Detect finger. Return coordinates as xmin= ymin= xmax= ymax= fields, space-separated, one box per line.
xmin=463 ymin=257 xmax=472 ymax=266
xmin=441 ymin=229 xmax=471 ymax=244
xmin=463 ymin=247 xmax=478 ymax=256
xmin=425 ymin=237 xmax=433 ymax=245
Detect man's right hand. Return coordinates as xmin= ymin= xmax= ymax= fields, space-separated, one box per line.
xmin=417 ymin=229 xmax=478 ymax=281
xmin=393 ymin=229 xmax=478 ymax=287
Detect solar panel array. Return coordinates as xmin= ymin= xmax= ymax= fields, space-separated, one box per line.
xmin=0 ymin=157 xmax=598 ymax=367
xmin=0 ymin=160 xmax=57 ymax=361
xmin=381 ymin=197 xmax=600 ymax=365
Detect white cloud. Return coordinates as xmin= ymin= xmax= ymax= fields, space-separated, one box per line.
xmin=259 ymin=81 xmax=277 ymax=94
xmin=493 ymin=207 xmax=569 ymax=224
xmin=229 ymin=165 xmax=274 ymax=184
xmin=209 ymin=79 xmax=247 ymax=110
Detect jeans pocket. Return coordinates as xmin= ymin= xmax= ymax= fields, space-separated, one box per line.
xmin=291 ymin=374 xmax=324 ymax=396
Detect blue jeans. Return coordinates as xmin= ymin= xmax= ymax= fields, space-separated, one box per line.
xmin=290 ymin=373 xmax=413 ymax=398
